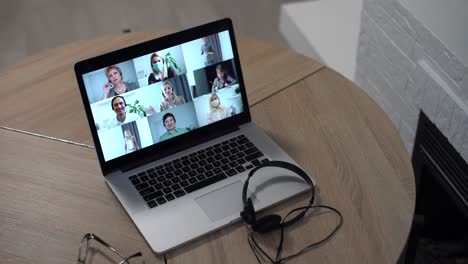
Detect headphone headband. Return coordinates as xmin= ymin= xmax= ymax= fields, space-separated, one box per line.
xmin=241 ymin=161 xmax=343 ymax=262
xmin=242 ymin=161 xmax=314 ymax=204
xmin=241 ymin=160 xmax=315 ymax=232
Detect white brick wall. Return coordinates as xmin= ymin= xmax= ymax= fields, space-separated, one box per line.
xmin=356 ymin=0 xmax=468 ymax=161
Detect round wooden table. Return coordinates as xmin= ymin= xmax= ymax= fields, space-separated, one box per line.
xmin=0 ymin=32 xmax=415 ymax=264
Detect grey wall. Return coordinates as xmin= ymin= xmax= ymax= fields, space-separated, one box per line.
xmin=398 ymin=0 xmax=468 ymax=67
xmin=355 ymin=0 xmax=468 ymax=160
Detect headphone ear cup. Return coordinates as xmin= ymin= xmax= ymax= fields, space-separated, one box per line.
xmin=252 ymin=214 xmax=282 ymax=233
xmin=241 ymin=198 xmax=256 ymax=225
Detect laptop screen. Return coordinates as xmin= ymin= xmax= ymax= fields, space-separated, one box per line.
xmin=81 ymin=30 xmax=245 ymax=162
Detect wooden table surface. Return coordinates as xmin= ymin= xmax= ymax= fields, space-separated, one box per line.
xmin=0 ymin=32 xmax=415 ymax=264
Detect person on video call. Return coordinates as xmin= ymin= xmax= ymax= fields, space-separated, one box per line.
xmin=159 ymin=113 xmax=189 ymax=141
xmin=108 ymin=96 xmax=140 ymax=129
xmin=148 ymin=52 xmax=177 ymax=85
xmin=124 ymin=129 xmax=140 ymax=153
xmin=207 ymin=93 xmax=228 ymax=124
xmin=102 ymin=65 xmax=138 ymax=100
xmin=160 ymin=81 xmax=186 ymax=111
xmin=201 ymin=37 xmax=216 ymax=66
xmin=211 ymin=64 xmax=237 ymax=93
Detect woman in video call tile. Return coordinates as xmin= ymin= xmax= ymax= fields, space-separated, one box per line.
xmin=211 ymin=64 xmax=237 ymax=93
xmin=159 ymin=113 xmax=188 ymax=141
xmin=208 ymin=93 xmax=228 ymax=124
xmin=160 ymin=81 xmax=185 ymax=111
xmin=102 ymin=65 xmax=138 ymax=99
xmin=124 ymin=129 xmax=140 ymax=153
xmin=148 ymin=52 xmax=177 ymax=85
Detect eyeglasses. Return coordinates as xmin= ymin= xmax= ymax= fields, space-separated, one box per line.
xmin=78 ymin=233 xmax=142 ymax=264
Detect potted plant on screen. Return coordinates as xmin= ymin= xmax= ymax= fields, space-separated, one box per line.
xmin=165 ymin=52 xmax=181 ymax=73
xmin=127 ymin=99 xmax=147 ymax=117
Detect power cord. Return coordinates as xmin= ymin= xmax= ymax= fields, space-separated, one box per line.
xmin=0 ymin=126 xmax=94 ymax=149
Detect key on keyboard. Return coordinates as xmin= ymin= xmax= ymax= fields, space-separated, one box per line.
xmin=129 ymin=134 xmax=267 ymax=208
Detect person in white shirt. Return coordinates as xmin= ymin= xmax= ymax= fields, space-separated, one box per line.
xmin=207 ymin=93 xmax=228 ymax=124
xmin=108 ymin=96 xmax=140 ymax=129
xmin=124 ymin=129 xmax=140 ymax=153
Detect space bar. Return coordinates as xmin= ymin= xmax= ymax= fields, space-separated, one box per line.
xmin=184 ymin=173 xmax=227 ymax=193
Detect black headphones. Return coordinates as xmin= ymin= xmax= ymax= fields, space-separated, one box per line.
xmin=240 ymin=160 xmax=315 ymax=233
xmin=111 ymin=96 xmax=126 ymax=110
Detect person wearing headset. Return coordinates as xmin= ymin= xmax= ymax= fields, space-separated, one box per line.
xmin=107 ymin=96 xmax=140 ymax=129
xmin=102 ymin=65 xmax=138 ymax=100
xmin=148 ymin=52 xmax=177 ymax=85
xmin=159 ymin=113 xmax=188 ymax=141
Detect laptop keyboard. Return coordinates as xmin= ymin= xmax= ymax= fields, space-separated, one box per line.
xmin=128 ymin=135 xmax=269 ymax=209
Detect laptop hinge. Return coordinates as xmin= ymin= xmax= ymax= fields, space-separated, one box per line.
xmin=120 ymin=125 xmax=240 ymax=173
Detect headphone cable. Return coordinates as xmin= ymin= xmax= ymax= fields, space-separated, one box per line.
xmin=246 ymin=204 xmax=343 ymax=264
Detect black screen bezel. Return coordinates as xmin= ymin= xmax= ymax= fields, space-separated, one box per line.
xmin=74 ymin=18 xmax=251 ymax=175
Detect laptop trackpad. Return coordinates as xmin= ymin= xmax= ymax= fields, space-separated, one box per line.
xmin=195 ymin=181 xmax=254 ymax=222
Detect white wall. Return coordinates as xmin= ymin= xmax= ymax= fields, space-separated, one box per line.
xmin=399 ymin=0 xmax=468 ymax=67
xmin=99 ymin=127 xmax=126 ymax=161
xmin=280 ymin=0 xmax=363 ymax=81
xmin=136 ymin=118 xmax=153 ymax=149
xmin=356 ymin=0 xmax=468 ymax=159
xmin=90 ymin=96 xmax=116 ymax=129
xmin=219 ymin=30 xmax=234 ymax=62
xmin=133 ymin=54 xmax=153 ymax=88
xmin=181 ymin=38 xmax=207 ymax=76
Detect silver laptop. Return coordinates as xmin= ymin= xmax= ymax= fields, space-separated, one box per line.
xmin=74 ymin=18 xmax=312 ymax=253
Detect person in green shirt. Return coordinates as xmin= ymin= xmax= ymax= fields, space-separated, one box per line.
xmin=159 ymin=113 xmax=189 ymax=141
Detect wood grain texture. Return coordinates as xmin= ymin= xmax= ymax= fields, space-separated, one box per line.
xmin=249 ymin=67 xmax=415 ymax=263
xmin=0 ymin=129 xmax=160 ymax=264
xmin=0 ymin=33 xmax=323 ymax=146
xmin=0 ymin=67 xmax=415 ymax=263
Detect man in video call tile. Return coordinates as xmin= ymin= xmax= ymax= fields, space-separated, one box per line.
xmin=201 ymin=37 xmax=216 ymax=66
xmin=109 ymin=96 xmax=140 ymax=129
xmin=159 ymin=113 xmax=188 ymax=141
